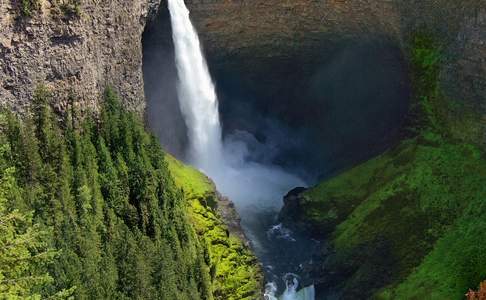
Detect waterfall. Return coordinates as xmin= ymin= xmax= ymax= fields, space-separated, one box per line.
xmin=167 ymin=0 xmax=223 ymax=172
xmin=167 ymin=1 xmax=315 ymax=299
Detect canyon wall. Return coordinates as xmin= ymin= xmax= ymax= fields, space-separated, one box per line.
xmin=2 ymin=0 xmax=483 ymax=124
xmin=185 ymin=0 xmax=485 ymax=142
xmin=186 ymin=0 xmax=485 ymax=102
xmin=0 ymin=0 xmax=160 ymax=114
xmin=186 ymin=0 xmax=400 ymax=62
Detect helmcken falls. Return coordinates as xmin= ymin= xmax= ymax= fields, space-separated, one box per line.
xmin=167 ymin=0 xmax=222 ymax=172
xmin=168 ymin=0 xmax=316 ymax=299
xmin=1 ymin=0 xmax=482 ymax=297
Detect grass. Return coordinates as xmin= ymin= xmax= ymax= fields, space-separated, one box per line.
xmin=381 ymin=206 xmax=486 ymax=299
xmin=165 ymin=155 xmax=263 ymax=299
xmin=303 ymin=136 xmax=486 ymax=298
xmin=165 ymin=154 xmax=213 ymax=198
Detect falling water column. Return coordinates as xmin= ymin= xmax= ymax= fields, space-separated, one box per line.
xmin=167 ymin=0 xmax=223 ymax=173
xmin=166 ymin=1 xmax=315 ymax=299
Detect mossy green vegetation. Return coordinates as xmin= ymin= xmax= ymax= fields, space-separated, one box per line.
xmin=165 ymin=154 xmax=213 ymax=198
xmin=18 ymin=0 xmax=81 ymax=19
xmin=19 ymin=0 xmax=40 ymax=17
xmin=309 ymin=137 xmax=486 ymax=299
xmin=298 ymin=34 xmax=486 ymax=298
xmin=166 ymin=155 xmax=263 ymax=300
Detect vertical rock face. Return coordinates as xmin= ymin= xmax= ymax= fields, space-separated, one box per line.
xmin=0 ymin=0 xmax=160 ymax=115
xmin=183 ymin=0 xmax=486 ymax=141
xmin=184 ymin=0 xmax=403 ymax=106
xmin=448 ymin=7 xmax=486 ymax=112
xmin=0 ymin=0 xmax=483 ymax=127
xmin=2 ymin=0 xmax=482 ymax=128
xmin=184 ymin=0 xmax=485 ymax=99
xmin=396 ymin=0 xmax=486 ymax=120
xmin=185 ymin=0 xmax=400 ymax=52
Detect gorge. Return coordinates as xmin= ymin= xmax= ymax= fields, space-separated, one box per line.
xmin=1 ymin=0 xmax=485 ymax=299
xmin=143 ymin=1 xmax=412 ymax=297
xmin=166 ymin=0 xmax=314 ymax=298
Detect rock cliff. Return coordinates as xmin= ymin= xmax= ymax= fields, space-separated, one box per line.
xmin=0 ymin=0 xmax=160 ymax=114
xmin=3 ymin=0 xmax=483 ymax=127
xmin=186 ymin=0 xmax=485 ymax=111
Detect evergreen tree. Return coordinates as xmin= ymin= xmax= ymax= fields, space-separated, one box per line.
xmin=0 ymin=87 xmax=218 ymax=299
xmin=0 ymin=118 xmax=72 ymax=299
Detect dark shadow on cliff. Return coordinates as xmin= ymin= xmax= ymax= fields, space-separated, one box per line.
xmin=210 ymin=37 xmax=411 ymax=181
xmin=142 ymin=6 xmax=188 ymax=158
xmin=142 ymin=5 xmax=411 ymax=183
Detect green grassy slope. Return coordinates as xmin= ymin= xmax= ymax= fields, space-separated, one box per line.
xmin=296 ymin=35 xmax=486 ymax=298
xmin=305 ymin=136 xmax=486 ymax=299
xmin=165 ymin=155 xmax=263 ymax=300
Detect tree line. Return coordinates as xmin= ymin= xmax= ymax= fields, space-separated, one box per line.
xmin=0 ymin=87 xmax=214 ymax=299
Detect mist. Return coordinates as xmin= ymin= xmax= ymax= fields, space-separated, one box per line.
xmin=164 ymin=0 xmax=315 ymax=298
xmin=142 ymin=1 xmax=410 ymax=298
xmin=216 ymin=130 xmax=307 ymax=212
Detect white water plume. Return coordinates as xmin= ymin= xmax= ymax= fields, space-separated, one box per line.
xmin=281 ymin=274 xmax=315 ymax=300
xmin=167 ymin=0 xmax=222 ymax=172
xmin=167 ymin=0 xmax=315 ymax=298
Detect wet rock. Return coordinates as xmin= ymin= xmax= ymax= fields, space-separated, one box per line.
xmin=278 ymin=187 xmax=309 ymax=232
xmin=215 ymin=193 xmax=251 ymax=247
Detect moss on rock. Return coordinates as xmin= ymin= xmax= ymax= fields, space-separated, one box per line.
xmin=166 ymin=155 xmax=263 ymax=300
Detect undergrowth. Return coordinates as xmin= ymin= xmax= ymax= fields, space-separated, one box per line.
xmin=19 ymin=0 xmax=40 ymax=17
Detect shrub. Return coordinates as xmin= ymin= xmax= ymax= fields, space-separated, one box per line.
xmin=19 ymin=0 xmax=40 ymax=17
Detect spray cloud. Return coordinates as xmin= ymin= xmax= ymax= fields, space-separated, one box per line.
xmin=168 ymin=0 xmax=315 ymax=298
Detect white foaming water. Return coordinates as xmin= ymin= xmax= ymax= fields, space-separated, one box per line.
xmin=265 ymin=274 xmax=315 ymax=300
xmin=167 ymin=0 xmax=315 ymax=299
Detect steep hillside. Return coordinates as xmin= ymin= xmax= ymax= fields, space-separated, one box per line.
xmin=0 ymin=87 xmax=262 ymax=299
xmin=165 ymin=155 xmax=264 ymax=299
xmin=280 ymin=34 xmax=486 ymax=299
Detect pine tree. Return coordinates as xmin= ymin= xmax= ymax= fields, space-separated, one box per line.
xmin=0 ymin=87 xmax=218 ymax=299
xmin=0 ymin=125 xmax=70 ymax=299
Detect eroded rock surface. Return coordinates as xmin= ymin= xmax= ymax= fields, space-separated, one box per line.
xmin=0 ymin=0 xmax=160 ymax=114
